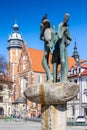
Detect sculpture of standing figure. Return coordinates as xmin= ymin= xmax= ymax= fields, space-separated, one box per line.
xmin=40 ymin=14 xmax=55 ymax=82
xmin=52 ymin=13 xmax=72 ymax=82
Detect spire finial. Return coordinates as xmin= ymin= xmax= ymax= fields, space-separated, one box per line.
xmin=13 ymin=20 xmax=19 ymax=32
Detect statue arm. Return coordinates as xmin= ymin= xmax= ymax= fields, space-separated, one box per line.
xmin=58 ymin=22 xmax=67 ymax=39
xmin=58 ymin=23 xmax=62 ymax=39
xmin=64 ymin=27 xmax=72 ymax=46
xmin=65 ymin=28 xmax=72 ymax=41
xmin=40 ymin=23 xmax=44 ymax=40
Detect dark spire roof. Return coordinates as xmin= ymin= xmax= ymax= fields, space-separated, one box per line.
xmin=72 ymin=40 xmax=80 ymax=64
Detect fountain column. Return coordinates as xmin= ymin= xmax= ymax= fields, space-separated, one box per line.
xmin=24 ymin=81 xmax=79 ymax=130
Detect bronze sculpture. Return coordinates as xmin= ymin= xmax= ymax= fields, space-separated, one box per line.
xmin=40 ymin=14 xmax=55 ymax=82
xmin=40 ymin=13 xmax=72 ymax=82
xmin=52 ymin=13 xmax=72 ymax=82
xmin=24 ymin=14 xmax=79 ymax=130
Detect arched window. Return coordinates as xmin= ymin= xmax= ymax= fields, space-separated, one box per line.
xmin=21 ymin=77 xmax=27 ymax=93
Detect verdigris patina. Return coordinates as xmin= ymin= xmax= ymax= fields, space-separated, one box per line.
xmin=52 ymin=13 xmax=72 ymax=82
xmin=40 ymin=14 xmax=72 ymax=82
xmin=40 ymin=14 xmax=56 ymax=82
xmin=24 ymin=13 xmax=79 ymax=130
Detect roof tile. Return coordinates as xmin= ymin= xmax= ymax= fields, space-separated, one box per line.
xmin=27 ymin=48 xmax=84 ymax=73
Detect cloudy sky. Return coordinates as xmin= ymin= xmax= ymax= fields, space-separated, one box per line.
xmin=0 ymin=0 xmax=87 ymax=60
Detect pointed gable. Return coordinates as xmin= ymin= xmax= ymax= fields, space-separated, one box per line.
xmin=68 ymin=57 xmax=76 ymax=70
xmin=18 ymin=43 xmax=32 ymax=73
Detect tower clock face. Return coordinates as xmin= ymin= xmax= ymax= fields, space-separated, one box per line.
xmin=8 ymin=40 xmax=22 ymax=48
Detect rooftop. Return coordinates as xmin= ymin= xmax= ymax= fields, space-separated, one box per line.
xmin=27 ymin=48 xmax=84 ymax=73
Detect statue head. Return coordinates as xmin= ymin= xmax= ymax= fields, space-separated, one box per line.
xmin=63 ymin=13 xmax=70 ymax=26
xmin=41 ymin=14 xmax=50 ymax=29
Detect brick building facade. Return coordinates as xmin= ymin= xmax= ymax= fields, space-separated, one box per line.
xmin=0 ymin=72 xmax=13 ymax=117
xmin=7 ymin=23 xmax=47 ymax=117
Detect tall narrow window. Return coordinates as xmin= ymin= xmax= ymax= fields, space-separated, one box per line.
xmin=0 ymin=107 xmax=4 ymax=115
xmin=21 ymin=77 xmax=27 ymax=93
xmin=0 ymin=96 xmax=3 ymax=102
xmin=23 ymin=63 xmax=26 ymax=70
xmin=38 ymin=75 xmax=42 ymax=83
xmin=0 ymin=85 xmax=3 ymax=91
xmin=74 ymin=79 xmax=77 ymax=83
xmin=79 ymin=67 xmax=81 ymax=73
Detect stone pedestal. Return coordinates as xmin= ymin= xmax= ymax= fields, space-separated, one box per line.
xmin=41 ymin=104 xmax=67 ymax=130
xmin=24 ymin=81 xmax=79 ymax=130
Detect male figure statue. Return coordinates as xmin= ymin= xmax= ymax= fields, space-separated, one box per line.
xmin=40 ymin=14 xmax=54 ymax=82
xmin=52 ymin=13 xmax=72 ymax=82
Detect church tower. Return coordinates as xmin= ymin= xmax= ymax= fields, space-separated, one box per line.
xmin=72 ymin=40 xmax=80 ymax=64
xmin=7 ymin=23 xmax=24 ymax=100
